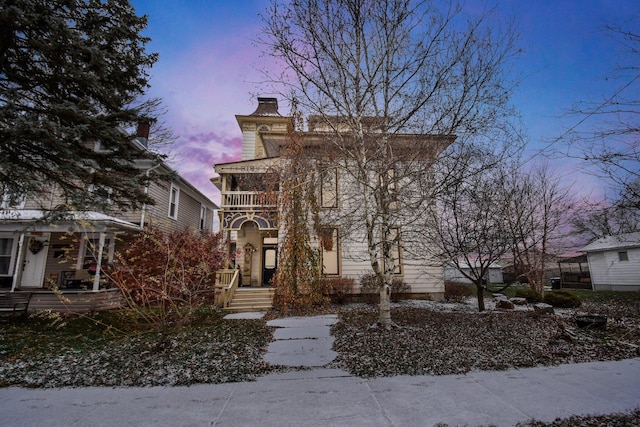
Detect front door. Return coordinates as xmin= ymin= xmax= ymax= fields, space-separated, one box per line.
xmin=20 ymin=235 xmax=50 ymax=288
xmin=262 ymin=247 xmax=277 ymax=287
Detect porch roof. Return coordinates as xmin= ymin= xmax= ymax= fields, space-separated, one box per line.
xmin=0 ymin=210 xmax=141 ymax=233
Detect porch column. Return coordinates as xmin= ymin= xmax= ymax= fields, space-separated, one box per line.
xmin=92 ymin=232 xmax=106 ymax=291
xmin=10 ymin=233 xmax=26 ymax=291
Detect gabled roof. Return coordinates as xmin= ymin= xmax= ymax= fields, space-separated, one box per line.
xmin=580 ymin=232 xmax=640 ymax=253
xmin=127 ymin=140 xmax=218 ymax=210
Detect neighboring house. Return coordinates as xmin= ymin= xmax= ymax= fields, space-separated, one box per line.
xmin=213 ymin=97 xmax=448 ymax=299
xmin=444 ymin=261 xmax=504 ymax=285
xmin=580 ymin=232 xmax=640 ymax=291
xmin=0 ymin=124 xmax=218 ymax=311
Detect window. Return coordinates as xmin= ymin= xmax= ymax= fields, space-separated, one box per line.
xmin=0 ymin=238 xmax=15 ymax=275
xmin=321 ymin=228 xmax=340 ymax=275
xmin=1 ymin=190 xmax=25 ymax=209
xmin=619 ymin=251 xmax=629 ymax=262
xmin=264 ymin=249 xmax=277 ymax=269
xmin=88 ymin=184 xmax=113 ymax=206
xmin=383 ymin=228 xmax=402 ymax=275
xmin=94 ymin=141 xmax=112 ymax=152
xmin=263 ymin=237 xmax=278 ymax=245
xmin=199 ymin=205 xmax=207 ymax=230
xmin=82 ymin=238 xmax=112 ymax=268
xmin=381 ymin=168 xmax=398 ymax=210
xmin=321 ymin=167 xmax=338 ymax=208
xmin=168 ymin=185 xmax=180 ymax=219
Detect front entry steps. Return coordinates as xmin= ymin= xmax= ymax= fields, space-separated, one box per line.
xmin=224 ymin=287 xmax=275 ymax=313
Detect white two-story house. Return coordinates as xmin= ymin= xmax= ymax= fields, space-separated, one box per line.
xmin=214 ymin=98 xmax=449 ymax=302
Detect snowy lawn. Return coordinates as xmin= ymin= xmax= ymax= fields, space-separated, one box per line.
xmin=0 ymin=306 xmax=273 ymax=388
xmin=0 ymin=292 xmax=638 ymax=390
xmin=331 ymin=297 xmax=640 ymax=377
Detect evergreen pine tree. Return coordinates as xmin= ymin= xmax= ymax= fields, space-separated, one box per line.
xmin=0 ymin=0 xmax=163 ymax=212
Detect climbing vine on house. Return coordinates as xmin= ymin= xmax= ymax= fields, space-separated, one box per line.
xmin=272 ymin=110 xmax=328 ymax=313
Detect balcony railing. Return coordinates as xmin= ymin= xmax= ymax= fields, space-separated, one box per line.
xmin=221 ymin=191 xmax=278 ymax=209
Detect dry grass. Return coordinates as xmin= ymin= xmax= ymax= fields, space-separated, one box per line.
xmin=1 ymin=292 xmax=639 ymax=391
xmin=330 ymin=302 xmax=640 ymax=377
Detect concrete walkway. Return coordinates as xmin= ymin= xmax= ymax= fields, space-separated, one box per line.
xmin=1 ymin=314 xmax=640 ymax=427
xmin=265 ymin=314 xmax=338 ymax=367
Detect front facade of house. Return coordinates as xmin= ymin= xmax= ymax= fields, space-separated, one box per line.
xmin=0 ymin=130 xmax=218 ymax=311
xmin=213 ymin=98 xmax=447 ymax=299
xmin=580 ymin=232 xmax=640 ymax=291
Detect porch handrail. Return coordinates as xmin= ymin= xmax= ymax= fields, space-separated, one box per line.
xmin=221 ymin=269 xmax=240 ymax=308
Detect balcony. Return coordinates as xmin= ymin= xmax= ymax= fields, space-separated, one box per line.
xmin=221 ymin=191 xmax=278 ymax=209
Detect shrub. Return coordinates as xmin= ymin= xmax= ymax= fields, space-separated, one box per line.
xmin=445 ymin=282 xmax=474 ymax=302
xmin=359 ymin=273 xmax=410 ymax=303
xmin=391 ymin=278 xmax=411 ymax=302
xmin=325 ymin=278 xmax=356 ymax=304
xmin=544 ymin=290 xmax=582 ymax=308
xmin=359 ymin=273 xmax=380 ymax=304
xmin=514 ymin=287 xmax=542 ymax=303
xmin=107 ymin=226 xmax=227 ymax=336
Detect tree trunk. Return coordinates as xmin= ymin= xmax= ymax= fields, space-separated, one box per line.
xmin=536 ymin=281 xmax=545 ymax=300
xmin=475 ymin=280 xmax=485 ymax=312
xmin=379 ymin=283 xmax=392 ymax=327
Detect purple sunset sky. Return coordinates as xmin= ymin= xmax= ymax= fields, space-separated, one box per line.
xmin=131 ymin=0 xmax=639 ymax=204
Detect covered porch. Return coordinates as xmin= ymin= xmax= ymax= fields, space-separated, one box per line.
xmin=224 ymin=216 xmax=279 ymax=288
xmin=0 ymin=210 xmax=140 ymax=312
xmin=557 ymin=254 xmax=591 ymax=289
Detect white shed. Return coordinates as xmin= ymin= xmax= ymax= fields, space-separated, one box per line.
xmin=444 ymin=261 xmax=504 ymax=285
xmin=579 ymin=232 xmax=640 ymax=291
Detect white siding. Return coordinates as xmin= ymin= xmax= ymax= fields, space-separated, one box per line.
xmin=140 ymin=181 xmax=215 ymax=233
xmin=588 ymin=249 xmax=640 ymax=291
xmin=311 ymin=161 xmax=445 ymax=298
xmin=335 ymin=228 xmax=444 ymax=296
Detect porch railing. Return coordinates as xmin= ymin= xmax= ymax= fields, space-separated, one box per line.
xmin=215 ymin=269 xmax=240 ymax=308
xmin=221 ymin=191 xmax=278 ymax=209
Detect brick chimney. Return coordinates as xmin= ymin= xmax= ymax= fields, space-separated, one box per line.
xmin=136 ymin=120 xmax=150 ymax=146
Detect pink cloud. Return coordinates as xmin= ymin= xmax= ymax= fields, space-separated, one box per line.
xmin=177 ymin=132 xmax=242 ymax=164
xmin=164 ymin=132 xmax=243 ymax=203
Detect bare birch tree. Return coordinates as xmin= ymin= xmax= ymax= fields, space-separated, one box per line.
xmin=259 ymin=0 xmax=521 ymax=326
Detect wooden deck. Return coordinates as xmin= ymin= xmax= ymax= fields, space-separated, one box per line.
xmin=15 ymin=288 xmax=125 ymax=314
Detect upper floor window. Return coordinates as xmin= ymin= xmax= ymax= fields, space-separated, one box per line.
xmin=381 ymin=168 xmax=398 ymax=210
xmin=168 ymin=185 xmax=180 ymax=219
xmin=88 ymin=184 xmax=113 ymax=206
xmin=94 ymin=141 xmax=115 ymax=153
xmin=321 ymin=167 xmax=338 ymax=208
xmin=1 ymin=189 xmax=25 ymax=209
xmin=199 ymin=205 xmax=207 ymax=230
xmin=619 ymin=251 xmax=629 ymax=262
